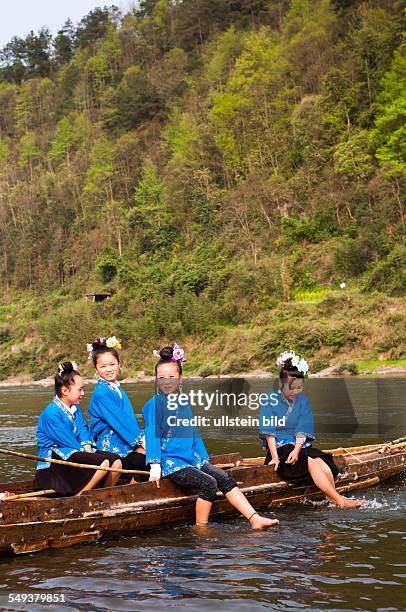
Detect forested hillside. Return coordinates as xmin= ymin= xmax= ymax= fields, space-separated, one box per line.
xmin=0 ymin=0 xmax=404 ymax=380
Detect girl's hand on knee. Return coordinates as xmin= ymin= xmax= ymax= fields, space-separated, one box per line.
xmin=269 ymin=457 xmax=280 ymax=471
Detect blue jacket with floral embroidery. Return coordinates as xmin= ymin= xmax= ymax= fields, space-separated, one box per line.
xmin=36 ymin=396 xmax=94 ymax=470
xmin=88 ymin=378 xmax=144 ymax=457
xmin=142 ymin=393 xmax=209 ymax=477
xmin=259 ymin=390 xmax=315 ymax=449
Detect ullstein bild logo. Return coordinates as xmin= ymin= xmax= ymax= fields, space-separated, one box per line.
xmin=166 ymin=414 xmax=286 ymax=428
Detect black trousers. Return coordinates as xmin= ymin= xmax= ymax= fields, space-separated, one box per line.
xmin=265 ymin=444 xmax=340 ymax=482
xmin=35 ymin=450 xmax=121 ymax=495
xmin=121 ymin=450 xmax=149 ymax=481
xmin=168 ymin=463 xmax=237 ymax=502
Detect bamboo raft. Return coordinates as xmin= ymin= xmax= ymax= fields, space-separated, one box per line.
xmin=0 ymin=439 xmax=405 ymax=555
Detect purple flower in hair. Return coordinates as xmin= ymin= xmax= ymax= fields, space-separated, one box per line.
xmin=172 ymin=343 xmax=186 ymax=363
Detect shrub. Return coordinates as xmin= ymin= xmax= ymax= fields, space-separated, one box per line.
xmin=36 ymin=300 xmax=106 ymax=356
xmin=365 ymin=245 xmax=406 ymax=296
xmin=96 ymin=248 xmax=120 ymax=283
xmin=333 ymin=237 xmax=374 ymax=277
xmin=281 ymin=212 xmax=340 ymax=246
xmin=0 ymin=329 xmax=10 ymax=344
xmin=338 ymin=363 xmax=359 ymax=375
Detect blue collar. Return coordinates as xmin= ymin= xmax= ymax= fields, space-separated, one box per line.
xmin=97 ymin=377 xmax=122 ymax=398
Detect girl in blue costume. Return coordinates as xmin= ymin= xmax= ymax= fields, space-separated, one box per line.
xmin=87 ymin=337 xmax=148 ymax=481
xmin=259 ymin=351 xmax=364 ymax=508
xmin=143 ymin=345 xmax=279 ymax=529
xmin=35 ymin=362 xmax=122 ymax=496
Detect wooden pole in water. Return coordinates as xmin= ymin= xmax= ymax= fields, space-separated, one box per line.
xmin=0 ymin=447 xmax=150 ymax=476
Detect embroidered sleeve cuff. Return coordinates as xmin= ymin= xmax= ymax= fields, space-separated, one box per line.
xmin=296 ymin=432 xmax=314 ymax=439
xmin=131 ymin=433 xmax=145 ymax=448
xmin=135 ymin=434 xmax=145 ymax=449
xmin=147 ymin=457 xmax=161 ymax=465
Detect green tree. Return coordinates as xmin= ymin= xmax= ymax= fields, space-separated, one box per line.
xmin=18 ymin=131 xmax=40 ymax=179
xmin=75 ymin=7 xmax=118 ymax=49
xmin=334 ymin=130 xmax=374 ymax=180
xmin=103 ymin=65 xmax=163 ymax=133
xmin=369 ymin=51 xmax=406 ymax=174
xmin=54 ymin=19 xmax=75 ymax=66
xmin=49 ymin=116 xmax=76 ymax=164
xmin=133 ymin=160 xmax=165 ymax=222
xmin=85 ymin=136 xmax=115 ymax=198
xmin=210 ymin=27 xmax=294 ymax=177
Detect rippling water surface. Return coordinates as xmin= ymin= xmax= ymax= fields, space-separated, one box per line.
xmin=0 ymin=380 xmax=404 ymax=611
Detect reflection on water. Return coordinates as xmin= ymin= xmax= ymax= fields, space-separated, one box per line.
xmin=0 ymin=380 xmax=404 ymax=611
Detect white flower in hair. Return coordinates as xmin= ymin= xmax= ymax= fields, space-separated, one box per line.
xmin=276 ymin=351 xmax=298 ymax=367
xmin=291 ymin=354 xmax=299 ymax=367
xmin=297 ymin=358 xmax=309 ymax=375
xmin=153 ymin=350 xmax=161 ymax=359
xmin=58 ymin=364 xmax=64 ymax=375
xmin=106 ymin=336 xmax=122 ymax=350
xmin=71 ymin=361 xmax=78 ymax=371
xmin=276 ymin=350 xmax=308 ymax=375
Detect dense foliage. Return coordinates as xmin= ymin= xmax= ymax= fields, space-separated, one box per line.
xmin=0 ymin=0 xmax=404 ymax=378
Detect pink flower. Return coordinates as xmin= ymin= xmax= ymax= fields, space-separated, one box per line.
xmin=172 ymin=343 xmax=186 ymax=363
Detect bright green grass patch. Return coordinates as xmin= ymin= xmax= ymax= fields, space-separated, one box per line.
xmin=292 ymin=287 xmax=335 ymax=303
xmin=356 ymin=357 xmax=406 ymax=372
xmin=0 ymin=304 xmax=17 ymax=319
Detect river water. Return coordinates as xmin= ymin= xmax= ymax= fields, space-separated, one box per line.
xmin=0 ymin=378 xmax=404 ymax=611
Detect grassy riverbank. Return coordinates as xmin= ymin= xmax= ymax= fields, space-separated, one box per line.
xmin=0 ymin=282 xmax=404 ymax=382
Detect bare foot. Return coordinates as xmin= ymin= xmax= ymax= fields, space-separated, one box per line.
xmin=192 ymin=522 xmax=211 ymax=535
xmin=250 ymin=514 xmax=279 ymax=530
xmin=337 ymin=496 xmax=365 ymax=508
xmin=129 ymin=478 xmax=137 ymax=485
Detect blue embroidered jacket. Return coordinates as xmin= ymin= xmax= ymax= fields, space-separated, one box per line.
xmin=259 ymin=390 xmax=315 ymax=449
xmin=142 ymin=393 xmax=209 ymax=477
xmin=88 ymin=378 xmax=144 ymax=457
xmin=36 ymin=396 xmax=94 ymax=470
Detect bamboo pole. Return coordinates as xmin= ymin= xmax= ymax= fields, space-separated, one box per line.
xmin=0 ymin=448 xmax=150 ymax=476
xmin=2 ymin=489 xmax=56 ymax=501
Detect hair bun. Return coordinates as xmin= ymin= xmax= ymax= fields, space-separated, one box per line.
xmin=58 ymin=361 xmax=77 ymax=375
xmin=159 ymin=346 xmax=173 ymax=361
xmin=92 ymin=338 xmax=107 ymax=350
xmin=282 ymin=358 xmax=297 ymax=371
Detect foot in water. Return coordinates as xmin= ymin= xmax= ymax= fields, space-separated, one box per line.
xmin=249 ymin=513 xmax=279 ymax=529
xmin=192 ymin=522 xmax=212 ymax=535
xmin=337 ymin=496 xmax=365 ymax=508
